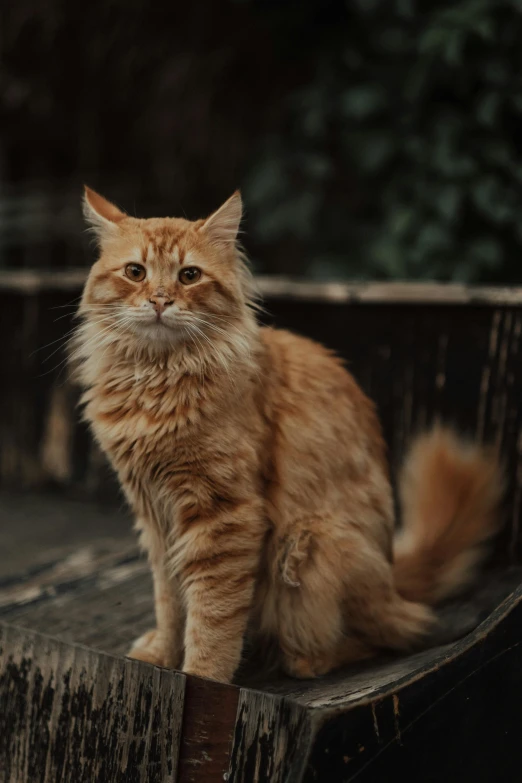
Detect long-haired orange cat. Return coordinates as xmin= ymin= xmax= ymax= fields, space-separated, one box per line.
xmin=74 ymin=186 xmax=503 ymax=683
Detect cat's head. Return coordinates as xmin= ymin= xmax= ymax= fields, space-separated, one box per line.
xmin=79 ymin=187 xmax=255 ymax=356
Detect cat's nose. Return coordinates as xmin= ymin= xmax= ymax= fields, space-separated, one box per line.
xmin=149 ymin=294 xmax=174 ymax=314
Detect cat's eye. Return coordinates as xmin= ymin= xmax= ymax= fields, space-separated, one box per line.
xmin=125 ymin=263 xmax=146 ymax=282
xmin=179 ymin=267 xmax=201 ymax=285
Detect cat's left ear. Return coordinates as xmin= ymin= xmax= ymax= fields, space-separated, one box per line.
xmin=83 ymin=186 xmax=126 ymax=243
xmin=199 ymin=191 xmax=242 ymax=245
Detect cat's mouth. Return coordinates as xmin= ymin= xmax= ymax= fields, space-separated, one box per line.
xmin=130 ymin=308 xmax=177 ymax=328
xmin=122 ymin=308 xmax=209 ymax=345
xmin=140 ymin=316 xmax=178 ymax=331
xmin=129 ymin=312 xmax=190 ymax=343
xmin=150 ymin=311 xmax=170 ymax=326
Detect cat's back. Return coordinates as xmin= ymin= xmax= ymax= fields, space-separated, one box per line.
xmin=257 ymin=326 xmax=392 ymax=547
xmin=258 ymin=326 xmax=385 ymax=458
xmin=259 ymin=325 xmax=369 ymax=409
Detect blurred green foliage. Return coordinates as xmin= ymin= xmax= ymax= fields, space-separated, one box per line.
xmin=3 ymin=0 xmax=522 ymax=282
xmin=242 ymin=0 xmax=522 ymax=282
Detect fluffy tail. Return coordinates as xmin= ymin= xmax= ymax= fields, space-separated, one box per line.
xmin=394 ymin=427 xmax=504 ymax=605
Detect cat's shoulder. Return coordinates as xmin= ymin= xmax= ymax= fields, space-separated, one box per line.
xmin=259 ymin=325 xmax=341 ymax=364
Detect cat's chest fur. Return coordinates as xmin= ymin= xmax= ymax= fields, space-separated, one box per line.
xmin=85 ymin=361 xmax=257 ymax=528
xmin=86 ymin=363 xmax=216 ymax=479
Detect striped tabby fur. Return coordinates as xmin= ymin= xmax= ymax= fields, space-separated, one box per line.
xmin=73 ymin=187 xmax=504 ymax=683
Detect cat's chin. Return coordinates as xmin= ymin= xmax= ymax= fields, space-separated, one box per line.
xmin=131 ymin=319 xmax=188 ymax=346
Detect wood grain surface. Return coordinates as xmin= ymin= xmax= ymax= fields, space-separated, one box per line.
xmin=0 ymin=624 xmax=185 ymax=783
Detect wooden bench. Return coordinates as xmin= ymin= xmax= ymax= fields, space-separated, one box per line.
xmin=1 ymin=276 xmax=522 ymax=782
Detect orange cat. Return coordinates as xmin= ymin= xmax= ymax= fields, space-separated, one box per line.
xmin=74 ymin=186 xmax=503 ymax=683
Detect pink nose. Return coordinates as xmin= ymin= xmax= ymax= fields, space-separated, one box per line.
xmin=149 ymin=294 xmax=173 ymax=314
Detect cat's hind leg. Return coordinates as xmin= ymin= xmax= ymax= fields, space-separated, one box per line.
xmin=270 ymin=523 xmax=434 ymax=679
xmin=267 ymin=522 xmax=367 ymax=678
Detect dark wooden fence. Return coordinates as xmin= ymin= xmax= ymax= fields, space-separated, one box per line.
xmin=2 ymin=275 xmax=522 ymax=781
xmin=3 ymin=273 xmax=522 ymax=555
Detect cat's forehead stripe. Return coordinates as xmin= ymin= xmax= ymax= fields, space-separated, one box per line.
xmin=128 ymin=246 xmax=143 ymax=263
xmin=140 ymin=240 xmax=184 ymax=266
xmin=183 ymin=250 xmax=197 ymax=267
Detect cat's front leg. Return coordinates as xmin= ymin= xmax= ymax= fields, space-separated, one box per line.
xmin=180 ymin=503 xmax=264 ymax=683
xmin=128 ymin=525 xmax=185 ymax=669
xmin=128 ymin=563 xmax=184 ymax=668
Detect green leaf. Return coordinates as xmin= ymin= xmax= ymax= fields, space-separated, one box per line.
xmin=435 ymin=185 xmax=461 ymax=221
xmin=355 ymin=134 xmax=394 ymax=171
xmin=476 ymin=92 xmax=500 ymax=126
xmin=340 ymin=86 xmax=387 ymax=119
xmin=469 ymin=238 xmax=502 ymax=267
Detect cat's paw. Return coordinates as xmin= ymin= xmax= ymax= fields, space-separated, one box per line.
xmin=282 ymin=653 xmax=329 ymax=679
xmin=127 ymin=629 xmax=165 ymax=667
xmin=127 ymin=629 xmax=183 ymax=669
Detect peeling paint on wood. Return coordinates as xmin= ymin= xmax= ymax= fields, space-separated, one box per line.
xmin=392 ymin=694 xmax=401 ymax=745
xmin=228 ymin=690 xmax=311 ymax=783
xmin=177 ymin=677 xmax=239 ymax=783
xmin=371 ymin=702 xmax=380 ymax=743
xmin=0 ymin=625 xmax=185 ymax=783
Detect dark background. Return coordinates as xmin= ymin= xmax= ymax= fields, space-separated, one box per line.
xmin=2 ymin=9 xmax=522 ymax=779
xmin=2 ymin=0 xmax=522 ymax=282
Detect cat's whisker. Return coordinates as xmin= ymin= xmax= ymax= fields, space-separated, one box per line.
xmin=92 ymin=318 xmax=137 ymax=367
xmin=80 ymin=305 xmax=124 ymax=310
xmin=190 ymin=311 xmax=237 ymax=324
xmin=48 ymin=295 xmax=83 ymax=311
xmin=49 ymin=301 xmax=118 ymax=315
xmin=182 ymin=326 xmax=206 ymax=379
xmin=35 ymin=314 xmax=127 ymax=363
xmin=176 ymin=312 xmax=242 ymax=344
xmin=189 ymin=323 xmax=233 ymax=382
xmin=248 ymin=296 xmax=268 ymax=316
xmin=53 ymin=316 xmax=133 ymax=376
xmin=31 ymin=328 xmax=78 ymax=359
xmin=70 ymin=317 xmax=132 ymax=358
xmin=184 ymin=315 xmax=254 ymax=365
xmin=185 ymin=315 xmax=230 ymax=340
xmin=53 ymin=311 xmax=83 ymax=323
xmin=52 ymin=305 xmax=123 ymax=325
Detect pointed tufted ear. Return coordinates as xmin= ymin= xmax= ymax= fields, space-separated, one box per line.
xmin=83 ymin=186 xmax=126 ymax=243
xmin=199 ymin=191 xmax=242 ymax=245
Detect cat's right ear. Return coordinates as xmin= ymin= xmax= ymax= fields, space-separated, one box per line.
xmin=83 ymin=186 xmax=126 ymax=243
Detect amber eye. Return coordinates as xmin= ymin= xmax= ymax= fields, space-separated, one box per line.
xmin=125 ymin=263 xmax=146 ymax=282
xmin=179 ymin=267 xmax=201 ymax=285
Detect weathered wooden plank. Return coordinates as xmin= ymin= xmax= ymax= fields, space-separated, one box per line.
xmin=0 ymin=624 xmax=185 ymax=783
xmin=0 ymin=540 xmax=143 ymax=613
xmin=3 ymin=270 xmax=522 ymax=305
xmin=0 ymin=492 xmax=132 ymax=581
xmin=0 ymin=551 xmax=154 ymax=657
xmin=2 ymin=491 xmax=521 ymax=711
xmin=302 ymin=583 xmax=522 ymax=782
xmin=227 ymin=689 xmax=312 ymax=783
xmin=2 ymin=576 xmax=522 ymax=782
xmin=177 ymin=677 xmax=240 ymax=783
xmin=258 ymin=278 xmax=522 ymax=305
